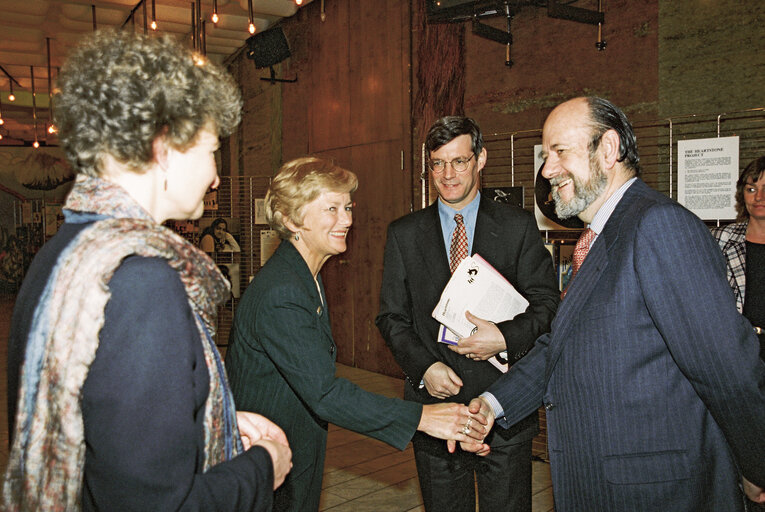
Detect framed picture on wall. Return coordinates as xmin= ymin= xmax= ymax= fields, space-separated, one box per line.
xmin=558 ymin=242 xmax=574 ymax=292
xmin=485 ymin=186 xmax=524 ymax=209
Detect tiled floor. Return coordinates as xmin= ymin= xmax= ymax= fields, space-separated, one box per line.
xmin=0 ymin=294 xmax=554 ymax=510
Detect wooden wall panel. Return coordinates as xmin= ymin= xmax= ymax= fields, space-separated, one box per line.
xmin=349 ymin=0 xmax=407 ymax=145
xmin=279 ymin=0 xmax=412 ymax=377
xmin=309 ymin=0 xmax=351 ymax=153
xmin=349 ymin=141 xmax=410 ymax=376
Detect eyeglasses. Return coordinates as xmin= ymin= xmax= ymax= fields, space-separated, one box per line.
xmin=428 ymin=154 xmax=475 ymax=174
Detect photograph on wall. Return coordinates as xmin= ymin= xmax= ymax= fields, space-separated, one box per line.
xmin=254 ymin=198 xmax=268 ymax=225
xmin=486 ymin=186 xmax=524 ymax=209
xmin=203 ymin=189 xmax=219 ymax=211
xmin=677 ymin=136 xmax=738 ymax=220
xmin=260 ymin=229 xmax=280 ymax=266
xmin=198 ymin=217 xmax=241 ymax=254
xmin=544 ymin=241 xmax=556 ymax=267
xmin=533 ymin=144 xmax=584 ymax=231
xmin=44 ymin=203 xmax=64 ymax=237
xmin=219 ymin=263 xmax=241 ymax=299
xmin=558 ymin=243 xmax=575 ymax=292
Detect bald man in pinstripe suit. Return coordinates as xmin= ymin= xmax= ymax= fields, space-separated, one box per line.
xmin=464 ymin=97 xmax=765 ymax=511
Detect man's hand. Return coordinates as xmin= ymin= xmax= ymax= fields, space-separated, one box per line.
xmin=742 ymin=476 xmax=765 ymax=504
xmin=423 ymin=361 xmax=463 ymax=399
xmin=456 ymin=397 xmax=495 ymax=456
xmin=448 ymin=311 xmax=506 ymax=360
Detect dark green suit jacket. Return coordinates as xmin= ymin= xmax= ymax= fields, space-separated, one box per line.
xmin=226 ymin=240 xmax=421 ymax=511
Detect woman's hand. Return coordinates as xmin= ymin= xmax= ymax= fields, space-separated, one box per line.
xmin=236 ymin=411 xmax=293 ymax=489
xmin=742 ymin=476 xmax=765 ymax=504
xmin=418 ymin=402 xmax=490 ymax=453
xmin=456 ymin=397 xmax=495 ymax=456
xmin=236 ymin=411 xmax=289 ymax=450
xmin=224 ymin=232 xmax=241 ymax=252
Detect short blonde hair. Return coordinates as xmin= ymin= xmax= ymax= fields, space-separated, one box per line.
xmin=266 ymin=157 xmax=358 ymax=239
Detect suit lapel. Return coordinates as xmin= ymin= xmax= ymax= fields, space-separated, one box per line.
xmin=416 ymin=203 xmax=452 ymax=289
xmin=546 ymin=237 xmax=609 ymax=375
xmin=543 ymin=181 xmax=649 ymax=376
xmin=315 ymin=275 xmax=334 ymax=339
xmin=472 ymin=196 xmax=502 ymax=261
xmin=277 ymin=241 xmax=334 ymax=339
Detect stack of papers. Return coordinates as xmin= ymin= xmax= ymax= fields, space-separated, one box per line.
xmin=432 ymin=254 xmax=529 ymax=372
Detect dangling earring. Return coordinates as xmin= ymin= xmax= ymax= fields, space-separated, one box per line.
xmin=163 ymin=171 xmax=168 ymax=192
xmin=294 ymin=233 xmax=300 ymax=241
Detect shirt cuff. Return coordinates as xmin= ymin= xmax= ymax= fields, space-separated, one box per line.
xmin=479 ymin=391 xmax=504 ymax=419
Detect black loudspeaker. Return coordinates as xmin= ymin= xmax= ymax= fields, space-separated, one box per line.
xmin=246 ymin=27 xmax=291 ymax=69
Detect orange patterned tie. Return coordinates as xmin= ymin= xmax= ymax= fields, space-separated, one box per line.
xmin=561 ymin=227 xmax=596 ymax=299
xmin=449 ymin=213 xmax=468 ymax=274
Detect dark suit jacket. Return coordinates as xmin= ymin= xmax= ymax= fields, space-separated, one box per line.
xmin=376 ymin=194 xmax=560 ymax=449
xmin=226 ymin=240 xmax=422 ymax=510
xmin=488 ymin=179 xmax=765 ymax=511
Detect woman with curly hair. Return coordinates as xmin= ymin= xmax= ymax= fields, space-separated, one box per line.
xmin=4 ymin=30 xmax=291 ymax=511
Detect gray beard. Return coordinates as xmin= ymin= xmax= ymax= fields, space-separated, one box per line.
xmin=552 ymin=158 xmax=608 ymax=220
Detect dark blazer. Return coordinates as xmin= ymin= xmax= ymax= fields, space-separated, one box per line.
xmin=376 ymin=194 xmax=560 ymax=446
xmin=488 ymin=179 xmax=765 ymax=511
xmin=9 ymin=222 xmax=274 ymax=511
xmin=226 ymin=240 xmax=422 ymax=511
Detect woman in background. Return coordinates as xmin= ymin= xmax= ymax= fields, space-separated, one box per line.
xmin=4 ymin=30 xmax=290 ymax=511
xmin=225 ymin=157 xmax=489 ymax=512
xmin=200 ymin=217 xmax=241 ymax=253
xmin=712 ymin=156 xmax=765 ymax=362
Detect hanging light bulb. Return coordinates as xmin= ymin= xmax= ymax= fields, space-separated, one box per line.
xmin=31 ymin=65 xmax=39 ymax=148
xmin=46 ymin=37 xmax=56 ymax=138
xmin=295 ymin=0 xmax=303 ymax=5
xmin=0 ymin=93 xmax=4 ymax=125
xmin=8 ymin=80 xmax=15 ymax=102
xmin=211 ymin=0 xmax=218 ymax=24
xmin=248 ymin=0 xmax=255 ymax=34
xmin=150 ymin=0 xmax=157 ymax=30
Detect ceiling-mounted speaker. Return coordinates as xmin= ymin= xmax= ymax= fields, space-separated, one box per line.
xmin=246 ymin=26 xmax=291 ymax=69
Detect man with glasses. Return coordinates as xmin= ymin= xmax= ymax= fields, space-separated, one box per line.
xmin=376 ymin=116 xmax=560 ymax=512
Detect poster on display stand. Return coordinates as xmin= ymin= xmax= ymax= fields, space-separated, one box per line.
xmin=677 ymin=136 xmax=738 ymax=220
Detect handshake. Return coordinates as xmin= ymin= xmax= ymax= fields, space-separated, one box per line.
xmin=419 ymin=396 xmax=496 ymax=457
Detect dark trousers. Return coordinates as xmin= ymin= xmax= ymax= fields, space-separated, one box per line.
xmin=413 ymin=438 xmax=533 ymax=512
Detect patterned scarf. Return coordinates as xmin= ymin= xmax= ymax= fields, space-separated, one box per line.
xmin=2 ymin=175 xmax=240 ymax=511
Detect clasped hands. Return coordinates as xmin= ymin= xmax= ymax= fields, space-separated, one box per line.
xmin=236 ymin=411 xmax=293 ymax=489
xmin=419 ymin=399 xmax=493 ymax=455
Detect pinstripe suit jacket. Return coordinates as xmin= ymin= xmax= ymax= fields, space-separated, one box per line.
xmin=488 ymin=179 xmax=765 ymax=511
